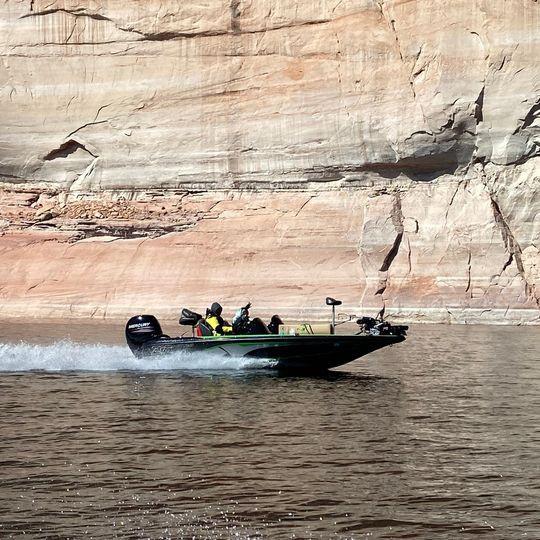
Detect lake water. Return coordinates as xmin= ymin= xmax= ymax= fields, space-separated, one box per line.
xmin=0 ymin=322 xmax=538 ymax=539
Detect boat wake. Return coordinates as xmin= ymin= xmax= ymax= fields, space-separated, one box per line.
xmin=0 ymin=341 xmax=276 ymax=372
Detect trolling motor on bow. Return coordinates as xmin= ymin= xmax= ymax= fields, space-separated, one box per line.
xmin=325 ymin=297 xmax=408 ymax=337
xmin=356 ymin=316 xmax=408 ymax=337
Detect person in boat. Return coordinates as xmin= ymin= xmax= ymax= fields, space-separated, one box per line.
xmin=232 ymin=302 xmax=251 ymax=334
xmin=205 ymin=302 xmax=233 ymax=335
xmin=232 ymin=303 xmax=282 ymax=335
xmin=267 ymin=314 xmax=284 ymax=334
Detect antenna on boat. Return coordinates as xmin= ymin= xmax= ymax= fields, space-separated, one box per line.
xmin=325 ymin=297 xmax=342 ymax=331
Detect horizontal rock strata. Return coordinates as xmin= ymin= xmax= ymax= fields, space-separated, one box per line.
xmin=0 ymin=0 xmax=538 ymax=323
xmin=1 ymin=179 xmax=538 ymax=324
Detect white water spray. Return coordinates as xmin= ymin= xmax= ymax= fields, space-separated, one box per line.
xmin=0 ymin=341 xmax=275 ymax=372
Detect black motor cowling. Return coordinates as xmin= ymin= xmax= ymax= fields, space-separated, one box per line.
xmin=125 ymin=315 xmax=163 ymax=354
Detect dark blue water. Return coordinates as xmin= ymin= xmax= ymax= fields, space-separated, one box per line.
xmin=0 ymin=323 xmax=539 ymax=538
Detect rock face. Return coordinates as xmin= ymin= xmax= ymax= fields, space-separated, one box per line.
xmin=0 ymin=0 xmax=538 ymax=323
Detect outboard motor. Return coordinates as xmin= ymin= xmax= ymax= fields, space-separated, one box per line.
xmin=125 ymin=315 xmax=163 ymax=356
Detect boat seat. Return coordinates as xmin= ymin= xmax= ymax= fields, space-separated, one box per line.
xmin=326 ymin=297 xmax=342 ymax=306
xmin=179 ymin=308 xmax=202 ymax=327
xmin=195 ymin=320 xmax=214 ymax=337
xmin=247 ymin=317 xmax=271 ymax=335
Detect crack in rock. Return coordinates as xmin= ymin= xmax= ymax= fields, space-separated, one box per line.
xmin=499 ymin=253 xmax=514 ymax=276
xmin=376 ymin=193 xmax=404 ymax=296
xmin=21 ymin=8 xmax=116 ymax=23
xmin=20 ymin=7 xmax=331 ymax=43
xmin=514 ymin=99 xmax=540 ymax=134
xmin=490 ymin=196 xmax=539 ymax=307
xmin=467 ymin=85 xmax=486 ymax=166
xmin=230 ymin=0 xmax=241 ymax=34
xmin=67 ymin=121 xmax=108 ymax=139
xmin=465 ymin=249 xmax=472 ymax=295
xmin=474 ymin=86 xmax=485 ymax=125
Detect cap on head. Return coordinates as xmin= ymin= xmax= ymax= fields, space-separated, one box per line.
xmin=210 ymin=302 xmax=223 ymax=316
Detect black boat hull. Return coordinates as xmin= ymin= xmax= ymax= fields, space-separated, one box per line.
xmin=129 ymin=334 xmax=405 ymax=371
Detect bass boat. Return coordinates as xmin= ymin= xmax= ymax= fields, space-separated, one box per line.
xmin=125 ymin=298 xmax=408 ymax=371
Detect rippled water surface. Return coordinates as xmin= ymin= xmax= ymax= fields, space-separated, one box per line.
xmin=0 ymin=322 xmax=539 ymax=539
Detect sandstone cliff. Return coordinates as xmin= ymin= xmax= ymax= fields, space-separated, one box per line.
xmin=0 ymin=0 xmax=538 ymax=323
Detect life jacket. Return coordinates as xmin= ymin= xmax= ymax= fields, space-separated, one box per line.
xmin=205 ymin=314 xmax=233 ymax=335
